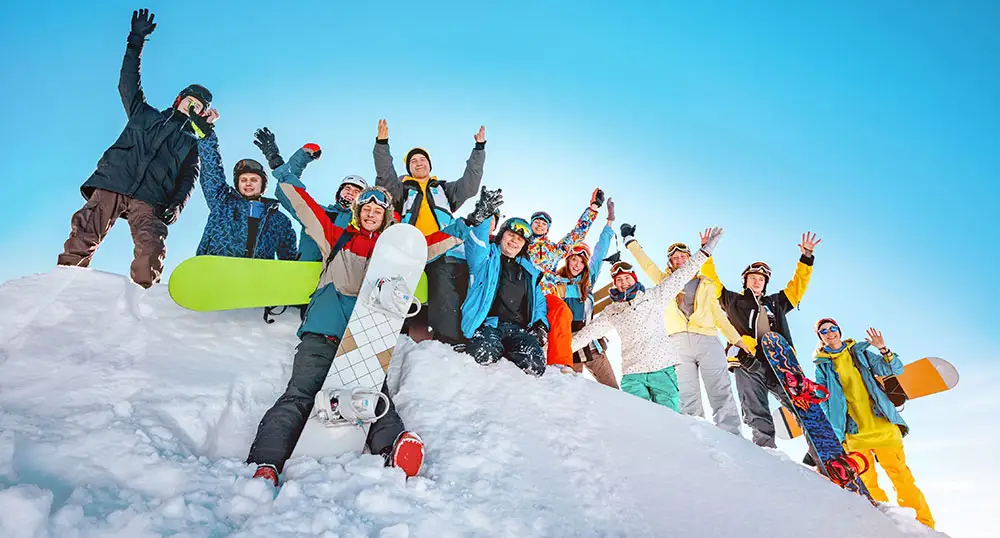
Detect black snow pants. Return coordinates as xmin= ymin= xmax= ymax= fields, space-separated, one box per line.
xmin=425 ymin=256 xmax=470 ymax=345
xmin=466 ymin=321 xmax=545 ymax=376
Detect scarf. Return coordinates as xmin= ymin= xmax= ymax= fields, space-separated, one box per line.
xmin=609 ymin=282 xmax=645 ymax=303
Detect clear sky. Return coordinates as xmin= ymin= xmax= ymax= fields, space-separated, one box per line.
xmin=1 ymin=1 xmax=997 ymax=535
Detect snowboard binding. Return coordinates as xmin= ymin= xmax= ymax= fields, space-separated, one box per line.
xmin=367 ymin=276 xmax=421 ymax=319
xmin=782 ymin=371 xmax=830 ymax=410
xmin=825 ymin=451 xmax=871 ymax=487
xmin=312 ymin=386 xmax=390 ymax=428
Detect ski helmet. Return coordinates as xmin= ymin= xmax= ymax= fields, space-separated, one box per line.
xmin=741 ymin=261 xmax=772 ymax=291
xmin=494 ymin=217 xmax=533 ymax=256
xmin=404 ymin=148 xmax=432 ymax=176
xmin=174 ymin=83 xmax=212 ymax=109
xmin=233 ymin=158 xmax=267 ymax=194
xmin=336 ymin=175 xmax=369 ymax=208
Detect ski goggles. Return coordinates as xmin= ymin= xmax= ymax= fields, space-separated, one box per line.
xmin=568 ymin=243 xmax=592 ymax=260
xmin=356 ymin=189 xmax=391 ymax=209
xmin=818 ymin=325 xmax=840 ymax=335
xmin=666 ymin=243 xmax=690 ymax=257
xmin=610 ymin=261 xmax=635 ymax=278
xmin=742 ymin=261 xmax=772 ymax=279
xmin=504 ymin=218 xmax=532 ymax=240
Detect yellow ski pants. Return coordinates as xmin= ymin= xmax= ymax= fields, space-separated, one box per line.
xmin=853 ymin=442 xmax=935 ymax=529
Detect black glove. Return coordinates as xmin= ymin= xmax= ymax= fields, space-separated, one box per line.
xmin=187 ymin=106 xmax=214 ymax=139
xmin=590 ymin=188 xmax=605 ymax=208
xmin=254 ymin=128 xmax=285 ymax=170
xmin=130 ymin=9 xmax=157 ymax=39
xmin=620 ymin=223 xmax=636 ymax=238
xmin=161 ymin=204 xmax=180 ymax=225
xmin=466 ymin=186 xmax=504 ymax=227
xmin=531 ymin=322 xmax=548 ymax=349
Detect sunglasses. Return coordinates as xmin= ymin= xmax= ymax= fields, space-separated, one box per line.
xmin=819 ymin=326 xmax=840 ymax=335
xmin=667 ymin=243 xmax=690 ymax=256
xmin=357 ymin=189 xmax=391 ymax=209
xmin=610 ymin=261 xmax=634 ymax=277
xmin=505 ymin=218 xmax=532 ymax=239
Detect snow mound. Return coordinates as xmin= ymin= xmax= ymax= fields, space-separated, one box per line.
xmin=0 ymin=268 xmax=947 ymax=537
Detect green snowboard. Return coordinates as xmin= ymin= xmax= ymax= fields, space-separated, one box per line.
xmin=168 ymin=256 xmax=323 ymax=312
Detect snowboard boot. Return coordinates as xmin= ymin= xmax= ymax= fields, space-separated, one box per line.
xmin=825 ymin=451 xmax=871 ymax=487
xmin=252 ymin=464 xmax=279 ymax=487
xmin=782 ymin=371 xmax=830 ymax=410
xmin=386 ymin=431 xmax=424 ymax=478
xmin=368 ymin=277 xmax=421 ymax=319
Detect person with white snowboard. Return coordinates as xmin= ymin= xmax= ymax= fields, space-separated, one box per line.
xmin=247 ymin=143 xmax=423 ymax=486
xmin=570 ymin=228 xmax=724 ymax=410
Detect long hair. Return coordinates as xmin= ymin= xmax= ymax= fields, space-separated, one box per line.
xmin=557 ymin=254 xmax=591 ymax=299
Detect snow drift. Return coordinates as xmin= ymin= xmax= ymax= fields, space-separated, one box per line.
xmin=0 ymin=268 xmax=945 ymax=537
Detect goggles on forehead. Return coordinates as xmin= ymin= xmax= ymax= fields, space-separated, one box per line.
xmin=568 ymin=243 xmax=592 ymax=259
xmin=667 ymin=243 xmax=691 ymax=257
xmin=357 ymin=189 xmax=391 ymax=209
xmin=235 ymin=159 xmax=266 ymax=175
xmin=743 ymin=261 xmax=772 ymax=278
xmin=610 ymin=261 xmax=635 ymax=277
xmin=505 ymin=218 xmax=532 ymax=239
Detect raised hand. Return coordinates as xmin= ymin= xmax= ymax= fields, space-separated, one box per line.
xmin=130 ymin=9 xmax=156 ymax=37
xmin=254 ymin=128 xmax=284 ymax=169
xmin=302 ymin=143 xmax=322 ymax=160
xmin=377 ymin=119 xmax=389 ymax=141
xmin=187 ymin=106 xmax=213 ymax=139
xmin=620 ymin=223 xmax=636 ymax=238
xmin=474 ymin=125 xmax=486 ymax=144
xmin=467 ymin=186 xmax=504 ymax=226
xmin=799 ymin=231 xmax=822 ymax=256
xmin=606 ymin=198 xmax=616 ymax=222
xmin=204 ymin=108 xmax=220 ymax=124
xmin=699 ymin=227 xmax=724 ymax=256
xmin=865 ymin=328 xmax=887 ymax=351
xmin=590 ymin=188 xmax=605 ymax=209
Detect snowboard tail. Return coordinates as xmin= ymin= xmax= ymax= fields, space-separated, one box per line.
xmin=169 ymin=257 xmax=321 ymax=311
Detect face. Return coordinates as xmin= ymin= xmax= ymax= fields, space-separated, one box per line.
xmin=238 ymin=173 xmax=263 ymax=197
xmin=746 ymin=273 xmax=767 ymax=296
xmin=567 ymin=254 xmax=586 ymax=277
xmin=339 ymin=184 xmax=363 ymax=203
xmin=359 ymin=203 xmax=386 ymax=232
xmin=818 ymin=322 xmax=843 ymax=348
xmin=177 ymin=96 xmax=205 ymax=117
xmin=409 ymin=154 xmax=431 ymax=179
xmin=614 ymin=273 xmax=636 ymax=292
xmin=500 ymin=230 xmax=527 ymax=257
xmin=531 ymin=218 xmax=549 ymax=236
xmin=668 ymin=251 xmax=691 ymax=271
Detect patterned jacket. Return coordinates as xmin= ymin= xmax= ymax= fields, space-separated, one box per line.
xmin=528 ymin=206 xmax=598 ymax=294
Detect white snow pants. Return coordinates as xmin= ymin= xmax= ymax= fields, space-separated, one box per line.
xmin=668 ymin=332 xmax=741 ymax=435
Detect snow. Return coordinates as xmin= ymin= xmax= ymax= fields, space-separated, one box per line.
xmin=0 ymin=268 xmax=949 ymax=537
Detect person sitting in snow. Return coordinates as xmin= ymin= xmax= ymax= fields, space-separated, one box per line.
xmin=447 ymin=188 xmax=549 ymax=376
xmin=253 ymin=127 xmax=366 ymax=263
xmin=193 ymin=120 xmax=297 ymax=261
xmin=247 ymin=143 xmax=423 ymax=486
xmin=813 ymin=320 xmax=935 ymax=528
xmin=570 ymin=228 xmax=724 ymax=410
xmin=527 ymin=190 xmax=604 ymax=367
xmin=57 ymin=9 xmax=208 ymax=289
xmin=373 ymin=119 xmax=485 ymax=346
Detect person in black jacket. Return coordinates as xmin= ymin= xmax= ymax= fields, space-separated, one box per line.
xmin=57 ymin=9 xmax=211 ymax=288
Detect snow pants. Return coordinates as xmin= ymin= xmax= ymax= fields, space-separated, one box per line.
xmin=425 ymin=256 xmax=469 ymax=345
xmin=570 ymin=337 xmax=619 ymax=389
xmin=851 ymin=442 xmax=935 ymax=528
xmin=669 ymin=332 xmax=741 ymax=435
xmin=57 ymin=188 xmax=168 ymax=288
xmin=733 ymin=356 xmax=789 ymax=448
xmin=466 ymin=321 xmax=545 ymax=376
xmin=247 ymin=332 xmax=404 ymax=472
xmin=545 ymin=295 xmax=574 ymax=366
xmin=620 ymin=367 xmax=679 ymax=411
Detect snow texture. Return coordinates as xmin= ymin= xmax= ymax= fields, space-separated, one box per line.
xmin=0 ymin=268 xmax=947 ymax=537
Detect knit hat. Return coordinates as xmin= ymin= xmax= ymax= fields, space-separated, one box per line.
xmin=530 ymin=211 xmax=552 ymax=226
xmin=815 ymin=318 xmax=839 ymax=338
xmin=609 ymin=261 xmax=638 ymax=283
xmin=233 ymin=158 xmax=267 ymax=193
xmin=404 ymin=148 xmax=431 ymax=176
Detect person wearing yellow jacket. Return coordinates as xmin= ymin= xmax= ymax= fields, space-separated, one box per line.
xmin=813 ymin=319 xmax=934 ymax=529
xmin=620 ymin=224 xmax=749 ymax=434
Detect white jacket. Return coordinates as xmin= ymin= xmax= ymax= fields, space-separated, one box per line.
xmin=571 ymin=251 xmax=707 ymax=375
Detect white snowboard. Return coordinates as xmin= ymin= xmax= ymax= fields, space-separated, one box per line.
xmin=291 ymin=223 xmax=428 ymax=459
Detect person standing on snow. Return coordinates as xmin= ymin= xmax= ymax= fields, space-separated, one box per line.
xmin=193 ymin=121 xmax=297 ymax=261
xmin=253 ymin=127 xmax=367 ymax=263
xmin=618 ymin=224 xmax=749 ymax=434
xmin=708 ymin=232 xmax=821 ymax=448
xmin=527 ymin=189 xmax=605 ymax=367
xmin=571 ymin=228 xmax=724 ymax=410
xmin=247 ymin=143 xmax=423 ymax=487
xmin=813 ymin=320 xmax=935 ymax=529
xmin=548 ymin=200 xmax=619 ymax=388
xmin=57 ymin=9 xmax=208 ymax=289
xmin=373 ymin=119 xmax=484 ymax=346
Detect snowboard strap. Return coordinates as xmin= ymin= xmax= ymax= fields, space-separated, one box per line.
xmin=323 ymin=229 xmax=356 ymax=274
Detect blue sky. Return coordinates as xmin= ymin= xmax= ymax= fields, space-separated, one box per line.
xmin=1 ymin=1 xmax=997 ymax=534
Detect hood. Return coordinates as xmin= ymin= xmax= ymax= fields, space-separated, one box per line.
xmin=350 ymin=186 xmax=395 ymax=233
xmin=814 ymin=339 xmax=858 ymax=360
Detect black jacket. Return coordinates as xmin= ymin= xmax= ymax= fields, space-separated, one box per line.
xmin=488 ymin=255 xmax=533 ymax=327
xmin=81 ymin=36 xmax=199 ymax=217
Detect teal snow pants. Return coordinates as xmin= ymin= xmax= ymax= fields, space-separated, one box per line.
xmin=620 ymin=366 xmax=679 ymax=411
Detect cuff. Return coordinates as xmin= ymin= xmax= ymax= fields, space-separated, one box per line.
xmin=376 ymin=138 xmax=388 ymax=145
xmin=126 ymin=32 xmax=145 ymax=48
xmin=623 ymin=235 xmax=636 ymax=246
xmin=799 ymin=254 xmax=815 ymax=266
xmin=475 ymin=141 xmax=486 ymax=150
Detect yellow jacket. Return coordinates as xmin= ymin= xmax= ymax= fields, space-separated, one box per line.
xmin=626 ymin=240 xmax=742 ymax=344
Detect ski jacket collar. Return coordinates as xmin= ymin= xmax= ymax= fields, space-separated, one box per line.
xmin=609 ymin=281 xmax=645 ymax=302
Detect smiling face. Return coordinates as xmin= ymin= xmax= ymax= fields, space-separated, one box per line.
xmin=668 ymin=251 xmax=691 ymax=271
xmin=408 ymin=154 xmax=431 ymax=179
xmin=531 ymin=218 xmax=549 ymax=236
xmin=339 ymin=184 xmax=363 ymax=204
xmin=567 ymin=254 xmax=586 ymax=277
xmin=500 ymin=230 xmax=526 ymax=257
xmin=358 ymin=203 xmax=386 ymax=232
xmin=613 ymin=273 xmax=636 ymax=292
xmin=746 ymin=273 xmax=767 ymax=296
xmin=237 ymin=173 xmax=263 ymax=197
xmin=818 ymin=321 xmax=843 ymax=349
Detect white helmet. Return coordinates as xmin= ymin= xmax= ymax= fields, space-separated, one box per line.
xmin=337 ymin=175 xmax=369 ymax=207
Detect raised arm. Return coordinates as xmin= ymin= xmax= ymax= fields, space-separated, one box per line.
xmin=373 ymin=119 xmax=407 ymax=209
xmin=120 ymin=9 xmax=157 ymax=119
xmin=588 ymin=223 xmax=615 ymax=285
xmin=453 ymin=187 xmax=503 ymax=273
xmin=862 ymin=328 xmax=904 ymax=377
xmin=274 ymin=145 xmax=343 ymax=257
xmin=196 ymin=132 xmax=231 ymax=211
xmin=621 ymin=223 xmax=667 ymax=285
xmin=571 ymin=309 xmax=615 ymax=352
xmin=555 ymin=192 xmax=601 ymax=254
xmin=779 ymin=232 xmax=820 ymax=309
xmin=442 ymin=126 xmax=487 ymax=211
xmin=649 ymin=227 xmax=722 ymax=304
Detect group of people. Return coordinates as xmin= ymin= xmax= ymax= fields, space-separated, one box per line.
xmin=54 ymin=9 xmax=934 ymax=529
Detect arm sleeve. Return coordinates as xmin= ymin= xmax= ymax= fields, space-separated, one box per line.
xmin=533 ymin=275 xmax=549 ymax=329
xmin=649 ymin=250 xmax=709 ymax=304
xmin=276 ymin=213 xmax=299 ymax=261
xmin=168 ymin=147 xmax=200 ymax=212
xmin=442 ymin=146 xmax=486 ymax=211
xmin=373 ymin=141 xmax=407 ymax=211
xmin=780 ymin=255 xmax=815 ymax=310
xmin=461 ymin=219 xmax=493 ymax=273
xmin=571 ymin=310 xmax=614 ymax=351
xmin=866 ymin=348 xmax=905 ymax=377
xmin=625 ymin=238 xmax=667 ymax=285
xmin=588 ymin=224 xmax=615 ymax=284
xmin=555 ymin=206 xmax=598 ymax=255
xmin=274 ymin=149 xmax=342 ymax=257
xmin=700 ymin=256 xmax=725 ymax=298
xmin=709 ymin=291 xmax=743 ymax=344
xmin=119 ymin=36 xmax=149 ymax=119
xmin=196 ymin=133 xmax=231 ymax=211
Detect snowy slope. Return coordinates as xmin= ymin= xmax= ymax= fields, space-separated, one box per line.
xmin=0 ymin=269 xmax=946 ymax=537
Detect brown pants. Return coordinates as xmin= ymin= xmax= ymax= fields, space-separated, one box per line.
xmin=57 ymin=188 xmax=168 ymax=288
xmin=571 ymin=354 xmax=620 ymax=389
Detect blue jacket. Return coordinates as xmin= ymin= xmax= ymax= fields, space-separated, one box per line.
xmin=814 ymin=340 xmax=908 ymax=443
xmin=195 ymin=133 xmax=297 ymax=260
xmin=297 ymin=203 xmax=353 ymax=262
xmin=449 ymin=219 xmax=548 ymax=338
xmin=556 ymin=224 xmax=613 ymax=323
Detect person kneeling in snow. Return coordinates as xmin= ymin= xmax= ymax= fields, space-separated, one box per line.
xmin=813 ymin=320 xmax=935 ymax=528
xmin=246 ymin=143 xmax=423 ymax=486
xmin=571 ymin=228 xmax=723 ymax=410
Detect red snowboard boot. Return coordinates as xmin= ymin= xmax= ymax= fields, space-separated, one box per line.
xmin=253 ymin=464 xmax=279 ymax=487
xmin=389 ymin=431 xmax=425 ymax=478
